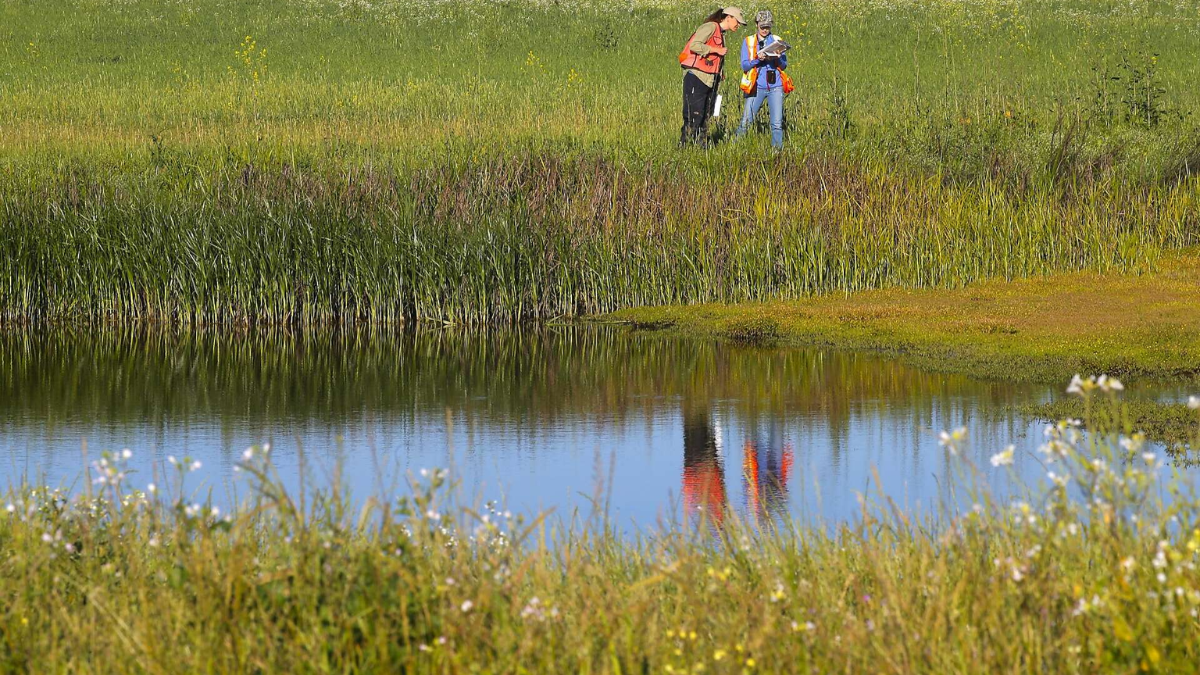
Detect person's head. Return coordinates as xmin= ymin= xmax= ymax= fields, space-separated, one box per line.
xmin=755 ymin=9 xmax=773 ymax=37
xmin=706 ymin=6 xmax=746 ymax=31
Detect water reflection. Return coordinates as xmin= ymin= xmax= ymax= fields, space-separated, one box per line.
xmin=740 ymin=421 xmax=794 ymax=523
xmin=681 ymin=411 xmax=794 ymax=526
xmin=0 ymin=326 xmax=1189 ymax=527
xmin=682 ymin=408 xmax=727 ymax=526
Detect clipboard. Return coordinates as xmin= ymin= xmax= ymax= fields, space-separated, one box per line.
xmin=759 ymin=39 xmax=790 ymax=58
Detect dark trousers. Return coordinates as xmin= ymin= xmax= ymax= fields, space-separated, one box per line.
xmin=681 ymin=72 xmax=716 ymax=147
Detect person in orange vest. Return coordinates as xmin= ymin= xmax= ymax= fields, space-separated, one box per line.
xmin=734 ymin=10 xmax=793 ymax=149
xmin=678 ymin=7 xmax=747 ymax=147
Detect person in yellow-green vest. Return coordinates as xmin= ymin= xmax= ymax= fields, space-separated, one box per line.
xmin=678 ymin=7 xmax=747 ymax=147
xmin=735 ymin=10 xmax=793 ymax=149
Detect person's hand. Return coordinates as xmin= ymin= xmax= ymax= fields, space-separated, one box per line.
xmin=711 ymin=46 xmax=728 ymax=57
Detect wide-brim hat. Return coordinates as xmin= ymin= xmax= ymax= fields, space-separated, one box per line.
xmin=722 ymin=6 xmax=747 ymax=25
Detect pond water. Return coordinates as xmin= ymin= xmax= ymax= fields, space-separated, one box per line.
xmin=0 ymin=328 xmax=1192 ymax=529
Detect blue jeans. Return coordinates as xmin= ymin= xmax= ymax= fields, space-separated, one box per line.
xmin=735 ymin=87 xmax=784 ymax=148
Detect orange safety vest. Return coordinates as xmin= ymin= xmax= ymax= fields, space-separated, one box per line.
xmin=678 ymin=22 xmax=725 ymax=74
xmin=739 ymin=35 xmax=795 ymax=96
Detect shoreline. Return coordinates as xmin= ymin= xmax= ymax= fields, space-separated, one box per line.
xmin=602 ymin=251 xmax=1200 ymax=386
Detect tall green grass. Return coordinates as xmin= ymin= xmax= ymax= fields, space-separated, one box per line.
xmin=5 ymin=0 xmax=1200 ymax=323
xmin=2 ymin=149 xmax=1196 ymax=324
xmin=5 ymin=0 xmax=1200 ymax=172
xmin=2 ymin=378 xmax=1199 ymax=672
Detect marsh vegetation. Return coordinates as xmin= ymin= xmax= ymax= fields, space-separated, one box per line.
xmin=4 ymin=0 xmax=1200 ymax=323
xmin=6 ymin=1 xmax=1200 ymax=669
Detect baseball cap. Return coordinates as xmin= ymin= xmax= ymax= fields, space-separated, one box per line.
xmin=755 ymin=10 xmax=773 ymax=27
xmin=723 ymin=6 xmax=747 ymax=25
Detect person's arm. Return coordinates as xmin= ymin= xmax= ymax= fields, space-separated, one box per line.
xmin=688 ymin=22 xmax=718 ymax=56
xmin=778 ymin=46 xmax=788 ymax=70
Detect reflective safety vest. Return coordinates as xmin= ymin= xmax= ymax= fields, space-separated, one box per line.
xmin=739 ymin=35 xmax=795 ymax=96
xmin=678 ymin=22 xmax=724 ymax=74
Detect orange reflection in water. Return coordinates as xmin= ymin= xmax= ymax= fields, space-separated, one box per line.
xmin=682 ymin=412 xmax=795 ymax=525
xmin=682 ymin=412 xmax=727 ymax=526
xmin=742 ymin=438 xmax=794 ymax=522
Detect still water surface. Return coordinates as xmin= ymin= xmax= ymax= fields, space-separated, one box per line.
xmin=0 ymin=328 xmax=1191 ymax=528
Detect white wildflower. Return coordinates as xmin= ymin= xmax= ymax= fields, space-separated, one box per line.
xmin=938 ymin=426 xmax=968 ymax=455
xmin=1067 ymin=374 xmax=1085 ymax=395
xmin=1120 ymin=434 xmax=1145 ymax=453
xmin=1073 ymin=595 xmax=1102 ymax=616
xmin=521 ymin=596 xmax=544 ymax=620
xmin=990 ymin=445 xmax=1015 ymax=467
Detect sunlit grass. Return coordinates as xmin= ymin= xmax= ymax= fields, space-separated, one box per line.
xmin=2 ymin=151 xmax=1196 ymax=324
xmin=609 ymin=250 xmax=1200 ymax=383
xmin=4 ymin=0 xmax=1200 ymax=323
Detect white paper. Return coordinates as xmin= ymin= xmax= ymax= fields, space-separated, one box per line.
xmin=713 ymin=94 xmax=723 ymax=118
xmin=760 ymin=39 xmax=790 ymax=57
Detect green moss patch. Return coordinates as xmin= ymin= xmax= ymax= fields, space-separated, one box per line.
xmin=605 ymin=252 xmax=1200 ymax=385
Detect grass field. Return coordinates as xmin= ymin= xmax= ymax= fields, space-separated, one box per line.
xmin=6 ymin=0 xmax=1200 ymax=165
xmin=2 ymin=383 xmax=1199 ymax=672
xmin=4 ymin=0 xmax=1200 ymax=323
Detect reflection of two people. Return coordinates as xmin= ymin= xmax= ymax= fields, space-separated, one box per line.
xmin=682 ymin=409 xmax=792 ymax=525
